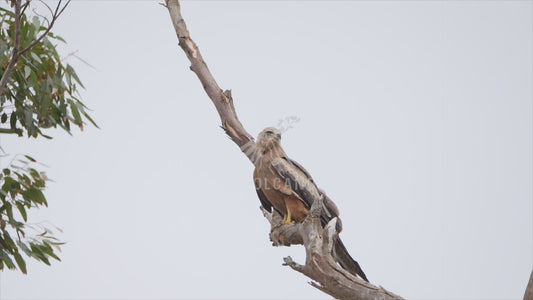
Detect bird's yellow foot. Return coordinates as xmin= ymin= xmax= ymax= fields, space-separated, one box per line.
xmin=283 ymin=211 xmax=293 ymax=224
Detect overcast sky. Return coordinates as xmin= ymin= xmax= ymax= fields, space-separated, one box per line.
xmin=0 ymin=1 xmax=531 ymax=299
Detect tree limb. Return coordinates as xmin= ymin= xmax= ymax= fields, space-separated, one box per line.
xmin=164 ymin=0 xmax=255 ymax=160
xmin=524 ymin=270 xmax=533 ymax=300
xmin=269 ymin=197 xmax=402 ymax=300
xmin=165 ymin=1 xmax=402 ymax=298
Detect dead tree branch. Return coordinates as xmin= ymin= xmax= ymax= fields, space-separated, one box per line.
xmin=165 ymin=1 xmax=402 ymax=298
xmin=164 ymin=0 xmax=255 ymax=159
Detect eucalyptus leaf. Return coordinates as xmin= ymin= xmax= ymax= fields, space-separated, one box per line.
xmin=16 ymin=202 xmax=27 ymax=222
xmin=30 ymin=52 xmax=42 ymax=64
xmin=24 ymin=66 xmax=31 ymax=79
xmin=13 ymin=252 xmax=27 ymax=274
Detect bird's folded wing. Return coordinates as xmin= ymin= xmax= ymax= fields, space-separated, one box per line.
xmin=271 ymin=157 xmax=321 ymax=208
xmin=254 ymin=180 xmax=273 ymax=212
xmin=272 ymin=157 xmax=343 ymax=230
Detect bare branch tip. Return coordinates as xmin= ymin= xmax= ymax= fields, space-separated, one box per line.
xmin=282 ymin=256 xmax=305 ymax=273
xmin=309 ymin=281 xmax=328 ymax=293
xmin=283 ymin=256 xmax=297 ymax=267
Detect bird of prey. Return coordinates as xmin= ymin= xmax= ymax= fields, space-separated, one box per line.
xmin=253 ymin=127 xmax=368 ymax=282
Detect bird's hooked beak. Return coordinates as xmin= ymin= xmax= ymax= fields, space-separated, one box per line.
xmin=273 ymin=133 xmax=281 ymax=141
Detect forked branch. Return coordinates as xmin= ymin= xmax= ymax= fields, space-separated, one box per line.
xmin=164 ymin=1 xmax=402 ymax=298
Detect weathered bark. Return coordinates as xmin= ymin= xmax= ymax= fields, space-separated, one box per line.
xmin=266 ymin=198 xmax=401 ymax=299
xmin=164 ymin=0 xmax=255 ymax=161
xmin=164 ymin=1 xmax=402 ymax=298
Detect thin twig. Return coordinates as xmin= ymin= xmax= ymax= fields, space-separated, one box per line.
xmin=19 ymin=0 xmax=71 ymax=56
xmin=0 ymin=128 xmax=23 ymax=135
xmin=19 ymin=0 xmax=31 ymax=17
xmin=37 ymin=0 xmax=54 ymax=16
xmin=0 ymin=0 xmax=71 ymax=97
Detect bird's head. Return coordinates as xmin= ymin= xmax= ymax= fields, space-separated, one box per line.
xmin=257 ymin=127 xmax=282 ymax=152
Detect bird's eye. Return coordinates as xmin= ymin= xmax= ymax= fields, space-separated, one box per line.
xmin=266 ymin=130 xmax=274 ymax=135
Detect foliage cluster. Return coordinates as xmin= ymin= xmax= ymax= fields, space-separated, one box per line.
xmin=0 ymin=0 xmax=95 ymax=273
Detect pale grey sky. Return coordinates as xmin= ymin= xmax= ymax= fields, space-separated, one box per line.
xmin=0 ymin=1 xmax=531 ymax=299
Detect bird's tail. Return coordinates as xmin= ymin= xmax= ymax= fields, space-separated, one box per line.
xmin=333 ymin=237 xmax=368 ymax=282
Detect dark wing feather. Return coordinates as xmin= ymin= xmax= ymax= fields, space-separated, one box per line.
xmin=273 ymin=157 xmax=332 ymax=227
xmin=275 ymin=157 xmax=367 ymax=281
xmin=278 ymin=157 xmax=343 ymax=231
xmin=285 ymin=157 xmax=315 ymax=183
xmin=254 ymin=180 xmax=272 ymax=212
xmin=287 ymin=157 xmax=341 ymax=220
xmin=335 ymin=238 xmax=369 ymax=282
xmin=273 ymin=157 xmax=314 ymax=209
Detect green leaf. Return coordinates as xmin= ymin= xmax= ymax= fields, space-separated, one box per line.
xmin=30 ymin=52 xmax=42 ymax=64
xmin=14 ymin=252 xmax=27 ymax=274
xmin=24 ymin=66 xmax=31 ymax=79
xmin=0 ymin=249 xmax=16 ymax=269
xmin=24 ymin=187 xmax=46 ymax=206
xmin=66 ymin=64 xmax=84 ymax=89
xmin=5 ymin=203 xmax=14 ymax=223
xmin=9 ymin=112 xmax=17 ymax=129
xmin=17 ymin=241 xmax=31 ymax=256
xmin=43 ymin=36 xmax=54 ymax=50
xmin=30 ymin=244 xmax=50 ymax=265
xmin=40 ymin=244 xmax=60 ymax=261
xmin=19 ymin=20 xmax=30 ymax=49
xmin=2 ymin=230 xmax=16 ymax=250
xmin=32 ymin=16 xmax=40 ymax=30
xmin=1 ymin=113 xmax=7 ymax=123
xmin=0 ymin=7 xmax=16 ymax=18
xmin=48 ymin=32 xmax=66 ymax=43
xmin=24 ymin=109 xmax=33 ymax=135
xmin=27 ymin=21 xmax=36 ymax=40
xmin=41 ymin=94 xmax=51 ymax=119
xmin=16 ymin=202 xmax=27 ymax=222
xmin=68 ymin=99 xmax=82 ymax=126
xmin=82 ymin=111 xmax=99 ymax=128
xmin=29 ymin=67 xmax=38 ymax=87
xmin=24 ymin=155 xmax=36 ymax=162
xmin=59 ymin=100 xmax=67 ymax=115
